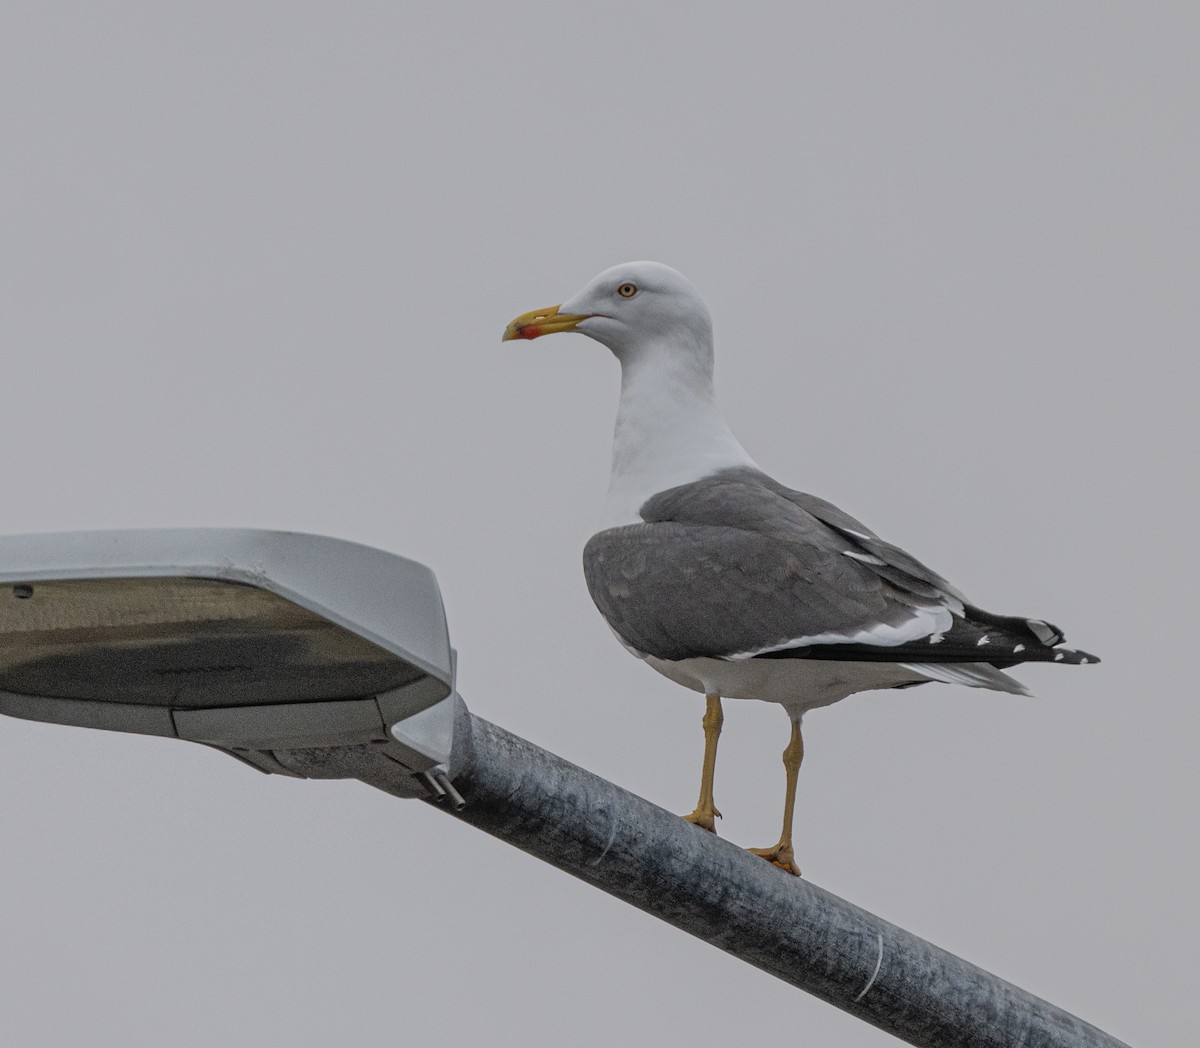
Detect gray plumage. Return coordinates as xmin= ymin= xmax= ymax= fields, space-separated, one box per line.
xmin=584 ymin=466 xmax=1097 ymax=670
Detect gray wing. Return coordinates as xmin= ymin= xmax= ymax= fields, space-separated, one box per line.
xmin=774 ymin=485 xmax=967 ymax=605
xmin=583 ymin=467 xmax=1096 ymax=666
xmin=583 ymin=468 xmax=957 ymax=662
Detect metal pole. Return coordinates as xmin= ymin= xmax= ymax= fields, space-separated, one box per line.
xmin=279 ymin=707 xmax=1128 ymax=1048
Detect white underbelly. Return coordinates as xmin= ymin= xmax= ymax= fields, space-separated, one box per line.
xmin=642 ymin=653 xmax=928 ymax=715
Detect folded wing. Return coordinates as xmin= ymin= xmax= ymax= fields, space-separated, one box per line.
xmin=583 ymin=467 xmax=1098 ymax=669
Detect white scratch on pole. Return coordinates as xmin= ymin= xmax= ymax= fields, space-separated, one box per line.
xmin=588 ymin=807 xmax=618 ymax=866
xmin=854 ymin=933 xmax=884 ymax=1002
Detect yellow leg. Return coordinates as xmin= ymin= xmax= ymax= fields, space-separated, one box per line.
xmin=749 ymin=716 xmax=803 ymax=876
xmin=681 ymin=694 xmax=724 ymax=833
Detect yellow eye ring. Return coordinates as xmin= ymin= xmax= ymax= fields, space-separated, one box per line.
xmin=617 ymin=282 xmax=638 ymax=298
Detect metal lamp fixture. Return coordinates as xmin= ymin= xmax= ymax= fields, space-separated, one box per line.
xmin=0 ymin=529 xmax=462 ymax=801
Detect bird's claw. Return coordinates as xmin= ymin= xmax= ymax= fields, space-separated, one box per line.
xmin=681 ymin=806 xmax=722 ymax=834
xmin=748 ymin=842 xmax=801 ymax=876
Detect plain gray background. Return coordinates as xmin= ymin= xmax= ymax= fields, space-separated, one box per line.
xmin=1 ymin=4 xmax=1194 ymax=1045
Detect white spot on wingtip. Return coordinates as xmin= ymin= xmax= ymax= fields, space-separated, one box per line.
xmin=1079 ymin=657 xmax=1089 ymax=664
xmin=929 ymin=633 xmax=944 ymax=644
xmin=1054 ymin=652 xmax=1064 ymax=661
xmin=1013 ymin=644 xmax=1025 ymax=653
xmin=976 ymin=635 xmax=990 ymax=646
xmin=1027 ymin=619 xmax=1059 ymax=645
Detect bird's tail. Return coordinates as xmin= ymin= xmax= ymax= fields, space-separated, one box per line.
xmin=899 ymin=662 xmax=1031 ymax=696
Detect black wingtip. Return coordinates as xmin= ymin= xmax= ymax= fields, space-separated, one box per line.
xmin=1049 ymin=646 xmax=1101 ymax=665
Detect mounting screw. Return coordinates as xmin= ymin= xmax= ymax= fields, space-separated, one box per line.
xmin=417 ymin=770 xmax=447 ymax=801
xmin=431 ymin=770 xmax=466 ymax=812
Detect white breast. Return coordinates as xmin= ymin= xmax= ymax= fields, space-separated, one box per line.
xmin=601 ymin=351 xmax=755 ymax=528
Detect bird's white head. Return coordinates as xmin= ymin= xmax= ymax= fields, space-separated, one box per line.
xmin=504 ymin=261 xmax=753 ymax=525
xmin=503 ymin=261 xmax=714 ymax=370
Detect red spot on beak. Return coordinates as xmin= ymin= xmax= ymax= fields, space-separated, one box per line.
xmin=520 ymin=325 xmax=542 ymax=339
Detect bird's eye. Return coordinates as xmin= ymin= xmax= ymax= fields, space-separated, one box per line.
xmin=617 ymin=282 xmax=638 ymax=298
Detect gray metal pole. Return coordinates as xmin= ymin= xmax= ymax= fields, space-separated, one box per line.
xmin=279 ymin=707 xmax=1129 ymax=1048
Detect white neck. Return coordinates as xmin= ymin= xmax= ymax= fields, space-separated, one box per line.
xmin=601 ymin=339 xmax=755 ymax=528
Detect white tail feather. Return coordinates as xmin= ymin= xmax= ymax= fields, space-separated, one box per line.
xmin=899 ymin=662 xmax=1031 ymax=696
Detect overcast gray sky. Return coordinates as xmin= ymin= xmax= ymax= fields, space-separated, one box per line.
xmin=1 ymin=4 xmax=1194 ymax=1045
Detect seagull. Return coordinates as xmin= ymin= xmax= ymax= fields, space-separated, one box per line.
xmin=503 ymin=261 xmax=1098 ymax=876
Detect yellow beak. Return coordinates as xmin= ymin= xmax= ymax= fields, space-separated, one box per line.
xmin=502 ymin=304 xmax=592 ymax=341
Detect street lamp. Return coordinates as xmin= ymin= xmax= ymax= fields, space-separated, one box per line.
xmin=0 ymin=528 xmax=460 ymax=800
